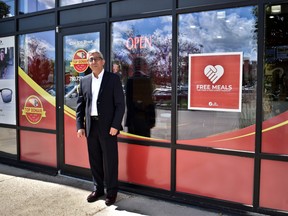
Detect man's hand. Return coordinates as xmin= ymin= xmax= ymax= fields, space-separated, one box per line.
xmin=77 ymin=129 xmax=85 ymax=138
xmin=110 ymin=127 xmax=118 ymax=136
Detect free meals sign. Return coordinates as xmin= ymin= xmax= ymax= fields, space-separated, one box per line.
xmin=188 ymin=52 xmax=243 ymax=112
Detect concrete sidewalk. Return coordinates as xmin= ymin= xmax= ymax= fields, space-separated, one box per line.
xmin=0 ymin=163 xmax=263 ymax=216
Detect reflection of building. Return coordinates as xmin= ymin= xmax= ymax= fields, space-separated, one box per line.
xmin=1 ymin=1 xmax=288 ymax=216
xmin=243 ymin=58 xmax=250 ymax=85
xmin=243 ymin=58 xmax=257 ymax=86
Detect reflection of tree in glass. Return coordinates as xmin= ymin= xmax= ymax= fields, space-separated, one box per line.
xmin=252 ymin=6 xmax=258 ymax=41
xmin=0 ymin=2 xmax=10 ymax=18
xmin=19 ymin=37 xmax=55 ymax=91
xmin=178 ymin=36 xmax=202 ymax=86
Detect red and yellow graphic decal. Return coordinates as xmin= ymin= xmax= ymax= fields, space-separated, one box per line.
xmin=22 ymin=95 xmax=46 ymax=124
xmin=70 ymin=49 xmax=88 ymax=73
xmin=18 ymin=67 xmax=56 ymax=129
xmin=18 ymin=67 xmax=57 ymax=167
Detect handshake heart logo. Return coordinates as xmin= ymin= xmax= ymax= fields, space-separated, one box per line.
xmin=204 ymin=65 xmax=224 ymax=84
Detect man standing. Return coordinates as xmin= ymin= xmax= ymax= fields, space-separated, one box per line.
xmin=76 ymin=50 xmax=125 ymax=206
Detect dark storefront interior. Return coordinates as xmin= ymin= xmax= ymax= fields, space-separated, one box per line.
xmin=0 ymin=1 xmax=288 ymax=215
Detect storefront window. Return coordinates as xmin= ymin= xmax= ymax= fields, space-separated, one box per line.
xmin=0 ymin=127 xmax=16 ymax=158
xmin=0 ymin=0 xmax=14 ymax=18
xmin=18 ymin=31 xmax=56 ymax=130
xmin=19 ymin=0 xmax=55 ymax=14
xmin=111 ymin=16 xmax=172 ymax=140
xmin=262 ymin=3 xmax=288 ymax=155
xmin=60 ymin=0 xmax=95 ymax=7
xmin=177 ymin=6 xmax=257 ymax=151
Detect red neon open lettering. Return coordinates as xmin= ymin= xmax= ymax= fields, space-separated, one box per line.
xmin=125 ymin=36 xmax=152 ymax=50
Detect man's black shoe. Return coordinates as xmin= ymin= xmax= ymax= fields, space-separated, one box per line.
xmin=105 ymin=194 xmax=117 ymax=206
xmin=87 ymin=191 xmax=105 ymax=203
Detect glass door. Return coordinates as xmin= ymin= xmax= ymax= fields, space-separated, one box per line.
xmin=259 ymin=2 xmax=288 ymax=213
xmin=58 ymin=24 xmax=105 ymax=175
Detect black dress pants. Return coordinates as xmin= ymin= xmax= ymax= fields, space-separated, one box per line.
xmin=87 ymin=118 xmax=118 ymax=196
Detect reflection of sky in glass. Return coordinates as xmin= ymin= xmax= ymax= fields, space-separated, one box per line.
xmin=38 ymin=0 xmax=55 ymax=9
xmin=19 ymin=31 xmax=55 ymax=59
xmin=64 ymin=32 xmax=100 ymax=61
xmin=60 ymin=0 xmax=94 ymax=7
xmin=179 ymin=6 xmax=257 ymax=61
xmin=113 ymin=16 xmax=172 ymax=40
xmin=19 ymin=0 xmax=55 ymax=13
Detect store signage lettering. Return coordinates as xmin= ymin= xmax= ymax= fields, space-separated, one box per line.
xmin=196 ymin=84 xmax=232 ymax=91
xmin=68 ymin=40 xmax=95 ymax=46
xmin=126 ymin=36 xmax=152 ymax=50
xmin=197 ymin=64 xmax=232 ymax=92
xmin=69 ymin=76 xmax=82 ymax=82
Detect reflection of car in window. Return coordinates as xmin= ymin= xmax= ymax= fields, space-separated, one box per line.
xmin=47 ymin=87 xmax=56 ymax=96
xmin=65 ymin=84 xmax=78 ymax=98
xmin=46 ymin=84 xmax=79 ymax=98
xmin=64 ymin=84 xmax=79 ymax=110
xmin=152 ymin=88 xmax=171 ymax=105
xmin=152 ymin=86 xmax=188 ymax=107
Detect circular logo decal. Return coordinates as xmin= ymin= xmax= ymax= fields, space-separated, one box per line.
xmin=22 ymin=95 xmax=46 ymax=124
xmin=70 ymin=49 xmax=88 ymax=73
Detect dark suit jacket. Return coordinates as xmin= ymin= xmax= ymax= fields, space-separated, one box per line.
xmin=76 ymin=70 xmax=125 ymax=137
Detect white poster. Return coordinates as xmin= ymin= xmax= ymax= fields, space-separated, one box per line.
xmin=0 ymin=36 xmax=16 ymax=125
